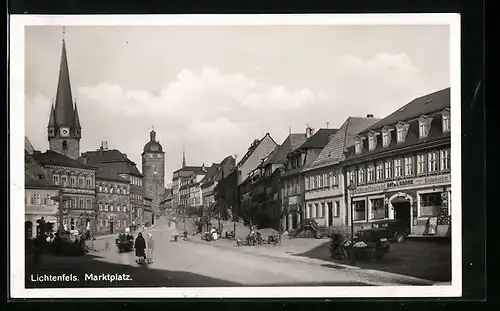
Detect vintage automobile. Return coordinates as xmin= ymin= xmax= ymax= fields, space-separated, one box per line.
xmin=330 ymin=228 xmax=390 ymax=261
xmin=115 ymin=233 xmax=134 ymax=253
xmin=369 ymin=219 xmax=411 ymax=243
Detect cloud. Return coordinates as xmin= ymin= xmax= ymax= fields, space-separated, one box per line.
xmin=26 ymin=66 xmax=334 ymax=183
xmin=25 ymin=53 xmax=443 ymax=184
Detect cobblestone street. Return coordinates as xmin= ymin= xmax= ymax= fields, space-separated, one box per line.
xmin=25 ymin=218 xmax=437 ymax=288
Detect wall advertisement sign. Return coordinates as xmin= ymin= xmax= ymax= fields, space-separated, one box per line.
xmin=352 ymin=174 xmax=451 ymax=195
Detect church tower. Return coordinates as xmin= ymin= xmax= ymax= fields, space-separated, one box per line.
xmin=142 ymin=128 xmax=165 ymax=214
xmin=47 ymin=33 xmax=81 ymax=159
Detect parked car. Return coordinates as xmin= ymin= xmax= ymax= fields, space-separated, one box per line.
xmin=330 ymin=228 xmax=390 ymax=261
xmin=369 ymin=219 xmax=410 ymax=243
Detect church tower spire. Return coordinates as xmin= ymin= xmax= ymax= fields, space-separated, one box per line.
xmin=54 ymin=32 xmax=74 ymax=128
xmin=47 ymin=27 xmax=81 ymax=160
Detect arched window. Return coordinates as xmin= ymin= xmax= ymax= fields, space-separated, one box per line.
xmin=62 ymin=140 xmax=68 ymax=151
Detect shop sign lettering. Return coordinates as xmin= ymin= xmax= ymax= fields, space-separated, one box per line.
xmin=352 ymin=174 xmax=451 ymax=194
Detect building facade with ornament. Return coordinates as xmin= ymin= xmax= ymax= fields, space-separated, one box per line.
xmin=80 ymin=143 xmax=147 ymax=232
xmin=342 ymin=88 xmax=451 ymax=237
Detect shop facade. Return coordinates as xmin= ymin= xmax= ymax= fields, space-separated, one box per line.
xmin=342 ymin=87 xmax=452 ymax=237
xmin=349 ymin=172 xmax=451 ymax=236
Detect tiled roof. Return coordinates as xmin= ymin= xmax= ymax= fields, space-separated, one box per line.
xmin=344 ymin=88 xmax=451 ymax=163
xmin=32 ymin=150 xmax=96 ymax=170
xmin=200 ymin=164 xmax=221 ymax=185
xmin=25 ymin=137 xmax=35 ymax=155
xmin=281 ymin=130 xmax=338 ymax=178
xmin=25 ymin=151 xmax=58 ymax=188
xmin=268 ymin=133 xmax=308 ymax=165
xmin=236 ymin=133 xmax=277 ymax=169
xmin=174 ymin=166 xmax=204 ymax=174
xmin=296 ymin=128 xmax=338 ymax=150
xmin=304 ymin=117 xmax=381 ymax=171
xmin=95 ymin=166 xmax=130 ymax=183
xmin=80 ymin=149 xmax=142 ymax=176
xmin=361 ymin=87 xmax=451 ymax=134
xmin=259 ymin=145 xmax=280 ymax=167
xmin=213 ymin=155 xmax=236 ymax=181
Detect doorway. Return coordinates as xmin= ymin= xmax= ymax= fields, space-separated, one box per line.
xmin=327 ymin=202 xmax=333 ymax=227
xmin=110 ymin=219 xmax=114 ymax=234
xmin=392 ymin=199 xmax=411 ymax=232
xmin=292 ymin=212 xmax=298 ymax=230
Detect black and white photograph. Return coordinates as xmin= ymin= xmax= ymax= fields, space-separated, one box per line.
xmin=10 ymin=14 xmax=461 ymax=298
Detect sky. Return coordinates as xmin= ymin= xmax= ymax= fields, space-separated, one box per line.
xmin=24 ymin=25 xmax=450 ymax=187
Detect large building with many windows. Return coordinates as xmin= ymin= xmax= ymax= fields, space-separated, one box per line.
xmin=302 ymin=116 xmax=381 ymax=229
xmin=342 ymin=88 xmax=451 ymax=237
xmin=280 ymin=127 xmax=338 ymax=231
xmin=80 ymin=142 xmax=149 ymax=232
xmin=32 ymin=150 xmax=97 ymax=231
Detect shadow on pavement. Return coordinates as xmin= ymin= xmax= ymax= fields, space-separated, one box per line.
xmin=293 ymin=239 xmax=451 ymax=282
xmin=25 ymin=253 xmax=240 ymax=288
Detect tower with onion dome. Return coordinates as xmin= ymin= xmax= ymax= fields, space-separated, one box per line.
xmin=141 ymin=128 xmax=165 ymax=215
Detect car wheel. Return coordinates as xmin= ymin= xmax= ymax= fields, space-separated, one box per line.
xmin=394 ymin=232 xmax=405 ymax=243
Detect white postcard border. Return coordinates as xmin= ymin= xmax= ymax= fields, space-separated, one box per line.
xmin=10 ymin=13 xmax=462 ymax=299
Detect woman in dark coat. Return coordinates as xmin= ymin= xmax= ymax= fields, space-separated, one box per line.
xmin=134 ymin=232 xmax=146 ymax=262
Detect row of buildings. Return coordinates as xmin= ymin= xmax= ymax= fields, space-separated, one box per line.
xmin=164 ymin=87 xmax=452 ymax=238
xmin=24 ymin=37 xmax=166 ymax=238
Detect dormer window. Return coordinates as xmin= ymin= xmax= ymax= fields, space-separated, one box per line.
xmin=442 ymin=109 xmax=450 ymax=132
xmin=419 ymin=115 xmax=432 ymax=138
xmin=396 ymin=121 xmax=409 ymax=143
xmin=397 ymin=128 xmax=404 ymax=142
xmin=368 ymin=131 xmax=377 ymax=151
xmin=355 ymin=136 xmax=363 ymax=154
xmin=382 ymin=130 xmax=390 ymax=147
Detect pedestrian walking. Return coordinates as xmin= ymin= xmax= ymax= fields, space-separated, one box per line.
xmin=134 ymin=232 xmax=147 ymax=264
xmin=146 ymin=233 xmax=154 ymax=264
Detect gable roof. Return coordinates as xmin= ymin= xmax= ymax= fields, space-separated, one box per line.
xmin=33 ymin=150 xmax=96 ymax=170
xmin=80 ymin=149 xmax=142 ymax=176
xmin=25 ymin=137 xmax=35 ymax=155
xmin=304 ymin=117 xmax=381 ymax=171
xmin=213 ymin=155 xmax=235 ymax=180
xmin=236 ymin=133 xmax=277 ymax=169
xmin=296 ymin=128 xmax=339 ymax=150
xmin=270 ymin=133 xmax=308 ymax=165
xmin=25 ymin=151 xmax=59 ymax=188
xmin=361 ymin=87 xmax=451 ymax=134
xmin=200 ymin=163 xmax=221 ymax=185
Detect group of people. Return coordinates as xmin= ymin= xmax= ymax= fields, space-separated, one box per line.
xmin=132 ymin=232 xmax=155 ymax=264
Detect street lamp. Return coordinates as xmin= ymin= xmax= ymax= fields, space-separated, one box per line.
xmin=346 ymin=182 xmax=357 ymax=265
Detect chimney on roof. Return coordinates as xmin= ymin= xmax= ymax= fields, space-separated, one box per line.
xmin=100 ymin=141 xmax=108 ymax=151
xmin=367 ymin=114 xmax=374 ymax=118
xmin=123 ymin=154 xmax=127 ymax=158
xmin=306 ymin=124 xmax=315 ymax=139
